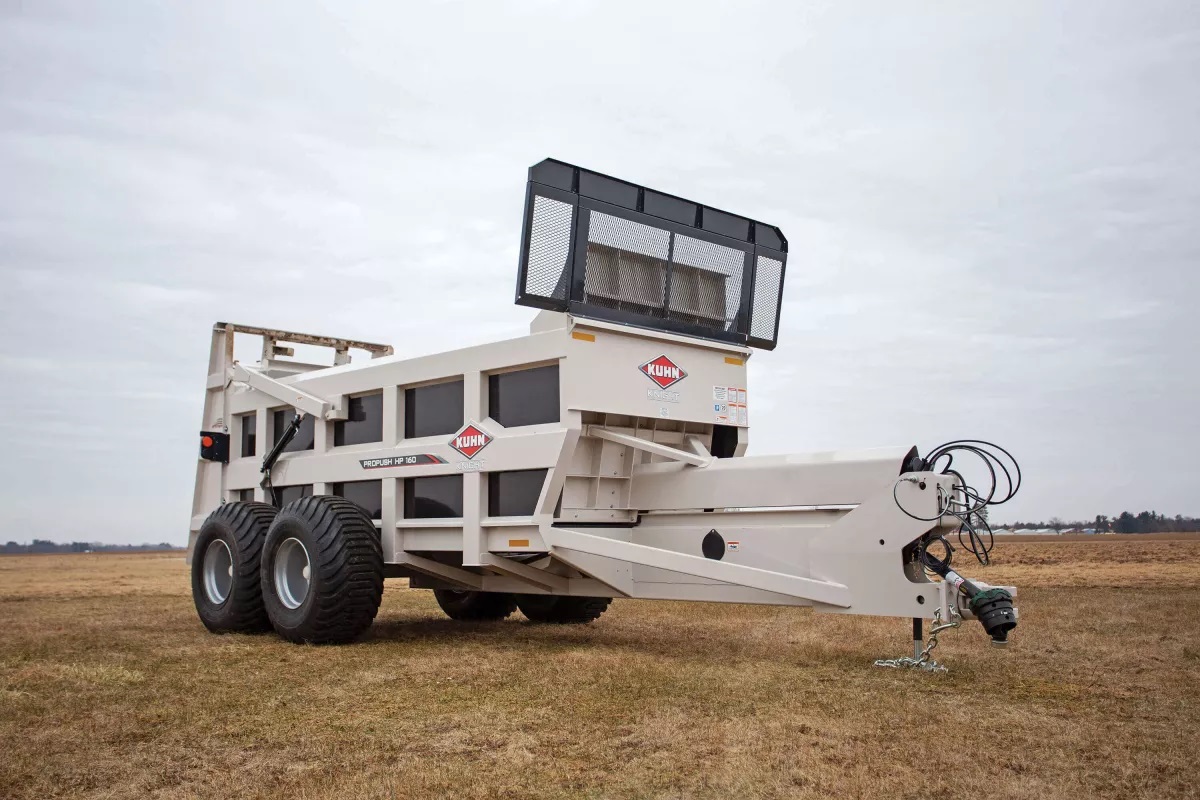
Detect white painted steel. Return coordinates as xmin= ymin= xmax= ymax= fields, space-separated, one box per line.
xmin=477 ymin=553 xmax=568 ymax=592
xmin=544 ymin=527 xmax=852 ymax=607
xmin=629 ymin=448 xmax=913 ymax=511
xmin=585 ymin=425 xmax=712 ymax=467
xmin=187 ymin=311 xmax=1010 ymax=622
xmin=394 ymin=553 xmax=484 ymax=590
xmin=229 ymin=363 xmax=336 ymax=421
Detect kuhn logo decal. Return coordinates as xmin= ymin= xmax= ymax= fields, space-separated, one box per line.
xmin=639 ymin=355 xmax=687 ymax=389
xmin=449 ymin=423 xmax=493 ymax=460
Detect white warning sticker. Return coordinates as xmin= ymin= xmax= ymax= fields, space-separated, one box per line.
xmin=715 ymin=386 xmax=749 ymax=427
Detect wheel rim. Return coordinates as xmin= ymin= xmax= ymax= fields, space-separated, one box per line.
xmin=274 ymin=537 xmax=311 ymax=610
xmin=202 ymin=540 xmax=234 ymax=605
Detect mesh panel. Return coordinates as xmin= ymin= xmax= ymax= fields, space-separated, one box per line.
xmin=524 ymin=195 xmax=574 ymax=300
xmin=751 ymin=255 xmax=783 ymax=341
xmin=668 ymin=235 xmax=744 ymax=330
xmin=583 ymin=211 xmax=670 ymax=317
xmin=582 ymin=212 xmax=750 ymax=336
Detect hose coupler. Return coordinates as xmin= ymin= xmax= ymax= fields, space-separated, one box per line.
xmin=924 ymin=557 xmax=1018 ymax=645
xmin=968 ymin=587 xmax=1017 ymax=645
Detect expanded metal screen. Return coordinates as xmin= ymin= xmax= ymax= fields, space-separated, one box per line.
xmin=515 ymin=159 xmax=788 ymax=349
xmin=522 ymin=195 xmax=573 ymax=302
xmin=751 ymin=255 xmax=784 ymax=342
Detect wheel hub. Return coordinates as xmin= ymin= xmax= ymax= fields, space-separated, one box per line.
xmin=202 ymin=539 xmax=234 ymax=604
xmin=274 ymin=537 xmax=312 ymax=610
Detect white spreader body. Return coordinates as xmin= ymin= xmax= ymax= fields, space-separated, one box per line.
xmin=186 ymin=158 xmax=1018 ymax=651
xmin=189 ymin=312 xmax=974 ymax=625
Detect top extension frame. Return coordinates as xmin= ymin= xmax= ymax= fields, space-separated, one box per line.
xmin=515 ymin=158 xmax=788 ymax=350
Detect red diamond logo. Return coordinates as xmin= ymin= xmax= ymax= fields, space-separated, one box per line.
xmin=449 ymin=423 xmax=492 ymax=460
xmin=639 ymin=355 xmax=687 ymax=389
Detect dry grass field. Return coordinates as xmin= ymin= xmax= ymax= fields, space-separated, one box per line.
xmin=2 ymin=535 xmax=1198 ymax=799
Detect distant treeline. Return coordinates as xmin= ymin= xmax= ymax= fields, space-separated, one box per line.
xmin=1003 ymin=512 xmax=1200 ymax=534
xmin=1 ymin=540 xmax=182 ymax=554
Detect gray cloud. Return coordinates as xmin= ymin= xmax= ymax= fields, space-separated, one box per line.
xmin=2 ymin=0 xmax=1197 ymax=543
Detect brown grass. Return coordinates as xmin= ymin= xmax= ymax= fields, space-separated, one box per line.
xmin=1002 ymin=532 xmax=1200 ymax=543
xmin=2 ymin=539 xmax=1199 ymax=799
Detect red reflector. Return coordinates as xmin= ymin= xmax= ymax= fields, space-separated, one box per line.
xmin=201 ymin=435 xmax=214 ymax=448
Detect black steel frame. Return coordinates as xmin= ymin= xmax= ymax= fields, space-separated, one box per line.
xmin=514 ymin=158 xmax=788 ymax=350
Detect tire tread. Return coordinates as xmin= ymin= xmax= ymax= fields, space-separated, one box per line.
xmin=516 ymin=595 xmax=612 ymax=624
xmin=263 ymin=496 xmax=383 ymax=644
xmin=192 ymin=501 xmax=277 ymax=634
xmin=433 ymin=590 xmax=517 ymax=621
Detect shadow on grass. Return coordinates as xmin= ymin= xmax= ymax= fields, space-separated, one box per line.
xmin=361 ymin=614 xmax=857 ymax=668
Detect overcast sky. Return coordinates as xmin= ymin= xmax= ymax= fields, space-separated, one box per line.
xmin=2 ymin=1 xmax=1197 ymax=544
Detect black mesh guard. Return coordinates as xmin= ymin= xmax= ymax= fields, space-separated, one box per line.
xmin=515 ymin=158 xmax=788 ymax=350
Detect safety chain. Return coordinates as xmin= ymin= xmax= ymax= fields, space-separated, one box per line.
xmin=873 ymin=606 xmax=961 ymax=673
